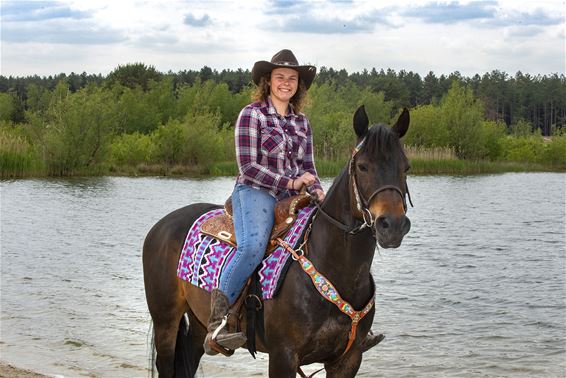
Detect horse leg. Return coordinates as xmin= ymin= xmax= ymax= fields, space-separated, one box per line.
xmin=150 ymin=281 xmax=187 ymax=377
xmin=174 ymin=312 xmax=207 ymax=377
xmin=268 ymin=348 xmax=299 ymax=378
xmin=154 ymin=315 xmax=183 ymax=378
xmin=324 ymin=349 xmax=363 ymax=378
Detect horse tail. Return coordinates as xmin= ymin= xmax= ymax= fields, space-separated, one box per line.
xmin=148 ymin=321 xmax=156 ymax=378
xmin=174 ymin=314 xmax=197 ymax=378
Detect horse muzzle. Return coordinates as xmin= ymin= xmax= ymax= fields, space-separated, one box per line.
xmin=374 ymin=214 xmax=411 ymax=249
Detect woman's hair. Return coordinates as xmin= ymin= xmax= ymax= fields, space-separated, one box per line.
xmin=252 ymin=73 xmax=308 ymax=113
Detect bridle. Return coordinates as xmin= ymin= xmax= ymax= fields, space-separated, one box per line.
xmin=315 ymin=137 xmax=413 ymax=237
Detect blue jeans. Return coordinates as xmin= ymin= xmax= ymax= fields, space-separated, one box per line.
xmin=219 ymin=184 xmax=276 ymax=305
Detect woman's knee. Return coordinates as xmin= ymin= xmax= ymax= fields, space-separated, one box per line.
xmin=238 ymin=236 xmax=269 ymax=260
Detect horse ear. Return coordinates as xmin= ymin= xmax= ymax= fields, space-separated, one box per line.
xmin=392 ymin=108 xmax=410 ymax=138
xmin=353 ymin=105 xmax=369 ymax=139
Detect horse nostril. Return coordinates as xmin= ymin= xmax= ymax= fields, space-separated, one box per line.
xmin=376 ymin=216 xmax=390 ymax=230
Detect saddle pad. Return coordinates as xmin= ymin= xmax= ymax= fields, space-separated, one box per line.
xmin=177 ymin=206 xmax=315 ymax=300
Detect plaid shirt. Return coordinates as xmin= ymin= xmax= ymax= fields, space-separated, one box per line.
xmin=235 ymin=97 xmax=322 ymax=199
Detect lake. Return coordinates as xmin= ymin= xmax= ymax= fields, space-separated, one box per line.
xmin=1 ymin=173 xmax=565 ymax=377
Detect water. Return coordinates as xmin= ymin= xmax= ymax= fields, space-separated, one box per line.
xmin=1 ymin=173 xmax=565 ymax=377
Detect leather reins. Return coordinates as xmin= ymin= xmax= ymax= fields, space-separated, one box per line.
xmin=316 ymin=137 xmax=413 ymax=238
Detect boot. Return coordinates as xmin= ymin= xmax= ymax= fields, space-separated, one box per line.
xmin=203 ymin=289 xmax=247 ymax=356
xmin=361 ymin=331 xmax=385 ymax=353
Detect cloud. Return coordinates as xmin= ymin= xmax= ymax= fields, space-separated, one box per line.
xmin=402 ymin=1 xmax=498 ymax=24
xmin=262 ymin=0 xmax=393 ymax=34
xmin=183 ymin=13 xmax=212 ymax=27
xmin=2 ymin=21 xmax=127 ymax=44
xmin=265 ymin=0 xmax=310 ymax=14
xmin=1 ymin=0 xmax=124 ymax=45
xmin=488 ymin=7 xmax=563 ymax=27
xmin=1 ymin=0 xmax=91 ymax=22
xmin=272 ymin=13 xmax=389 ymax=34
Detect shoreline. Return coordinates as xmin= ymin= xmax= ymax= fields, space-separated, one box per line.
xmin=0 ymin=362 xmax=49 ymax=378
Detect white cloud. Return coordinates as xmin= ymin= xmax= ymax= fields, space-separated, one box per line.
xmin=0 ymin=0 xmax=563 ymax=77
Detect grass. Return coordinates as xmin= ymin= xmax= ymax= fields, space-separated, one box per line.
xmin=2 ymin=148 xmax=565 ymax=179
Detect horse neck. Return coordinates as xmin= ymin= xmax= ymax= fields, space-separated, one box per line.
xmin=308 ymin=170 xmax=376 ymax=307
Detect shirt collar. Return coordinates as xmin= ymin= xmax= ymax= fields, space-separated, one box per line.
xmin=266 ymin=96 xmax=298 ymax=118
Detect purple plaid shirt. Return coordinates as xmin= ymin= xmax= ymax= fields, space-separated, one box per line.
xmin=235 ymin=97 xmax=322 ymax=199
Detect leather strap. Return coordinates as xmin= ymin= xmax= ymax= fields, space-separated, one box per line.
xmin=276 ymin=238 xmax=375 ymax=358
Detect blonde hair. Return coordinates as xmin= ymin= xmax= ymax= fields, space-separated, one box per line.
xmin=252 ymin=73 xmax=308 ymax=114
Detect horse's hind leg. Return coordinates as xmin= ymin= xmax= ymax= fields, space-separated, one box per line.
xmin=174 ymin=312 xmax=206 ymax=378
xmin=154 ymin=312 xmax=184 ymax=378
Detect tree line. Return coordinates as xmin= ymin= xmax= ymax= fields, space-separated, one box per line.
xmin=2 ymin=63 xmax=564 ymax=135
xmin=0 ymin=63 xmax=565 ymax=177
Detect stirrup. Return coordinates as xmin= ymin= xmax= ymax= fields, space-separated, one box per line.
xmin=211 ymin=315 xmax=229 ymax=340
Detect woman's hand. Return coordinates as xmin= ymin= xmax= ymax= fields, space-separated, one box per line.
xmin=287 ymin=173 xmax=325 ymax=201
xmin=288 ymin=172 xmax=317 ymax=190
xmin=311 ymin=188 xmax=326 ymax=202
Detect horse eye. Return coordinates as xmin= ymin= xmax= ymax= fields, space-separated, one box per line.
xmin=357 ymin=163 xmax=368 ymax=172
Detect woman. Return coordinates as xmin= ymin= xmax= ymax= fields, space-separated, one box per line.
xmin=204 ymin=49 xmax=325 ymax=354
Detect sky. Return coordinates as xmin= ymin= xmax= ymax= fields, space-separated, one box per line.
xmin=1 ymin=0 xmax=564 ymax=78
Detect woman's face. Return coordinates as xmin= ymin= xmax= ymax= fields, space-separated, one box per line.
xmin=269 ymin=67 xmax=299 ymax=104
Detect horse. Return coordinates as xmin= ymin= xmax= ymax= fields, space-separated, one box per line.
xmin=143 ymin=105 xmax=412 ymax=377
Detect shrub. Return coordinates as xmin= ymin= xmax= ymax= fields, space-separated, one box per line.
xmin=109 ymin=132 xmax=152 ymax=166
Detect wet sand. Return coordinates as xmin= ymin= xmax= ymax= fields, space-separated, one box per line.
xmin=0 ymin=363 xmax=48 ymax=378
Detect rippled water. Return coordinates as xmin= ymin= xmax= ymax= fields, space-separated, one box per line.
xmin=1 ymin=173 xmax=565 ymax=377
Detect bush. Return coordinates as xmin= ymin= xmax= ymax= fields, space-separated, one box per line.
xmin=44 ymin=86 xmax=119 ymax=175
xmin=150 ymin=112 xmax=231 ymax=167
xmin=543 ymin=134 xmax=566 ymax=166
xmin=499 ymin=136 xmax=545 ymax=163
xmin=109 ymin=132 xmax=152 ymax=166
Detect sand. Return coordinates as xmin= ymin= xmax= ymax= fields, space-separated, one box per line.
xmin=0 ymin=363 xmax=49 ymax=378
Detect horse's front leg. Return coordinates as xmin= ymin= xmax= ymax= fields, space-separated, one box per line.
xmin=268 ymin=347 xmax=299 ymax=378
xmin=324 ymin=347 xmax=363 ymax=378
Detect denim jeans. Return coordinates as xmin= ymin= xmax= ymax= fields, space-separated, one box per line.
xmin=219 ymin=184 xmax=276 ymax=305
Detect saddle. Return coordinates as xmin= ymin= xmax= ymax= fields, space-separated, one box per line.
xmin=200 ymin=191 xmax=312 ymax=253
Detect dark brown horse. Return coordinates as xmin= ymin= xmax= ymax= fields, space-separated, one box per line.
xmin=143 ymin=105 xmax=411 ymax=377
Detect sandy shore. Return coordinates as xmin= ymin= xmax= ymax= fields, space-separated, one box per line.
xmin=0 ymin=363 xmax=49 ymax=378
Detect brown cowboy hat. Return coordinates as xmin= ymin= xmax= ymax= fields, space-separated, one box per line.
xmin=251 ymin=49 xmax=317 ymax=89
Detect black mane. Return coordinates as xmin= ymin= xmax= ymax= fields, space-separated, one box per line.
xmin=359 ymin=124 xmax=400 ymax=157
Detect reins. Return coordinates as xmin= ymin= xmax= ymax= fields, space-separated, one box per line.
xmin=314 ymin=137 xmax=412 ymax=238
xmin=276 ymin=136 xmax=413 ymax=377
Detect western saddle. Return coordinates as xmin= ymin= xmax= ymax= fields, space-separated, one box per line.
xmin=200 ymin=191 xmax=313 ymax=252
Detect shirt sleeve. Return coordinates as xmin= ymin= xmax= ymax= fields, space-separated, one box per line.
xmin=235 ymin=107 xmax=291 ymax=191
xmin=301 ymin=118 xmax=323 ymax=192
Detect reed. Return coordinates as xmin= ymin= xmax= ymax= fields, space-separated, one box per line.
xmin=0 ymin=129 xmax=40 ymax=178
xmin=404 ymin=145 xmax=457 ymax=161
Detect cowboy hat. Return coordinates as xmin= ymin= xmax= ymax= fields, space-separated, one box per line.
xmin=251 ymin=49 xmax=317 ymax=89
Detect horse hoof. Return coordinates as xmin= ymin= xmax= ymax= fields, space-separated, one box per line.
xmin=361 ymin=332 xmax=385 ymax=353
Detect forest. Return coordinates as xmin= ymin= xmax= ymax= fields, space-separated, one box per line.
xmin=0 ymin=63 xmax=565 ymax=178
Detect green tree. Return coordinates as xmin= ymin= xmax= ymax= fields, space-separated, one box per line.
xmin=106 ymin=63 xmax=162 ymax=91
xmin=0 ymin=93 xmax=15 ymax=121
xmin=44 ymin=86 xmax=119 ymax=175
xmin=439 ymin=81 xmax=486 ymax=159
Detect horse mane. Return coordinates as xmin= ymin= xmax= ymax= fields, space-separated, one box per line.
xmin=322 ymin=124 xmax=404 ymax=202
xmin=359 ymin=124 xmax=399 ymax=158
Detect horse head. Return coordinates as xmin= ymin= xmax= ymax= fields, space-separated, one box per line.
xmin=350 ymin=105 xmax=411 ymax=248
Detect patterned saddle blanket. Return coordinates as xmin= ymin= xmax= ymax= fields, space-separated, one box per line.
xmin=177 ymin=206 xmax=315 ymax=300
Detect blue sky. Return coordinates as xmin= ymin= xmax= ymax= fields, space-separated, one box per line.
xmin=1 ymin=0 xmax=564 ymax=77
